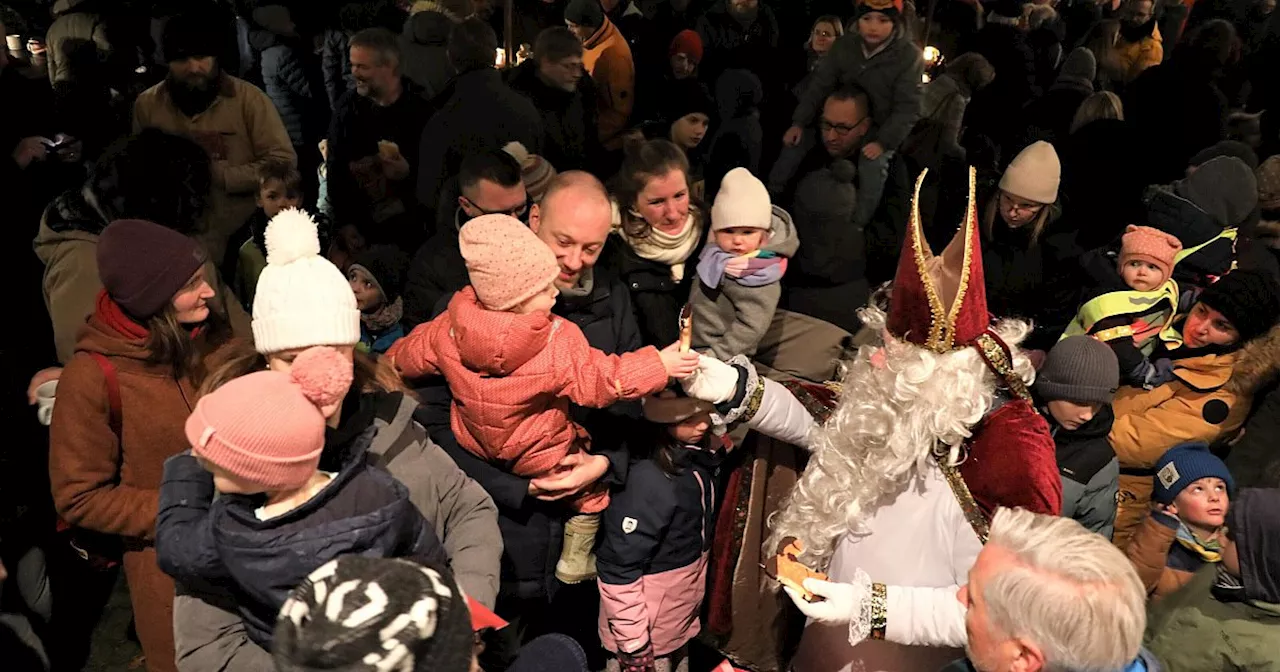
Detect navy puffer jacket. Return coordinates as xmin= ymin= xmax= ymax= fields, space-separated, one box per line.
xmin=155 ymin=433 xmax=446 ymax=648
xmin=251 ymin=28 xmax=328 ymax=146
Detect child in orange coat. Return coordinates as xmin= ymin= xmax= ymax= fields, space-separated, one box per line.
xmin=388 ymin=215 xmax=699 ymax=584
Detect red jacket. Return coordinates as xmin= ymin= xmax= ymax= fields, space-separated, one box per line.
xmin=388 ymin=287 xmax=669 ymax=512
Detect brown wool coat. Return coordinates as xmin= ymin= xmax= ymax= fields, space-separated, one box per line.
xmin=132 ymin=75 xmax=296 ymax=262
xmin=1124 ymin=513 xmax=1197 ymax=600
xmin=1110 ymin=325 xmax=1280 ymax=550
xmin=49 ymin=313 xmax=233 ymax=672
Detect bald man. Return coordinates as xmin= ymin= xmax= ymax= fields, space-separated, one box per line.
xmin=409 ymin=171 xmax=644 ymax=662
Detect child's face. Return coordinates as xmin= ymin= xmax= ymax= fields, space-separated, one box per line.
xmin=347 ymin=267 xmax=385 ymax=313
xmin=857 ymin=12 xmax=895 ymax=47
xmin=514 ymin=283 xmax=559 ymax=316
xmin=1046 ymin=399 xmax=1102 ymax=431
xmin=670 ymin=112 xmax=710 ymax=150
xmin=714 ymin=226 xmax=768 ymax=255
xmin=670 ymin=411 xmax=712 ymax=445
xmin=196 ymin=456 xmax=264 ymax=495
xmin=257 ymin=178 xmax=302 ymax=218
xmin=1120 ymin=259 xmax=1164 ymax=292
xmin=1169 ymin=477 xmax=1229 ymax=530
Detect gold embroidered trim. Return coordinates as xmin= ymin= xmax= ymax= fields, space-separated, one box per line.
xmin=975 ymin=332 xmax=1031 ymax=401
xmin=940 ymin=167 xmax=978 ymax=351
xmin=937 ymin=455 xmax=990 ymax=544
xmin=869 ymin=582 xmax=888 ymax=640
xmin=908 ymin=169 xmax=951 ymax=353
xmin=739 ymin=377 xmax=766 ymax=424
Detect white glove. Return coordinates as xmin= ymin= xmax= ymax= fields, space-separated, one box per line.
xmin=783 ymin=575 xmax=870 ymax=624
xmin=679 ymin=354 xmax=740 ymax=404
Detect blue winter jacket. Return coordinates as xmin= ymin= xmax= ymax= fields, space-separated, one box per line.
xmin=155 ymin=432 xmax=445 ymax=649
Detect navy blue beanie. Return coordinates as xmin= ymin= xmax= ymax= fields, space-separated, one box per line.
xmin=1153 ymin=442 xmax=1234 ymax=505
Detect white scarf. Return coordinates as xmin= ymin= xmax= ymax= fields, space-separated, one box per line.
xmin=611 ymin=201 xmax=703 ymax=281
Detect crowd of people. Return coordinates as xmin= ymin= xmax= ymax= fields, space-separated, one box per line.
xmin=3 ymin=0 xmax=1280 ymax=671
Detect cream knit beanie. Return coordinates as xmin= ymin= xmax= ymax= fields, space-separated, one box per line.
xmin=712 ymin=168 xmax=773 ymax=232
xmin=252 ymin=209 xmax=361 ymax=354
xmin=999 ymin=141 xmax=1061 ymax=204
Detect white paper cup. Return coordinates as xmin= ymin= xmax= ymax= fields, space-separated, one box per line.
xmin=36 ymin=380 xmax=57 ymax=426
xmin=5 ymin=35 xmax=21 ymax=52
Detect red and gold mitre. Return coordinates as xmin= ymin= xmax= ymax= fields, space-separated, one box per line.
xmin=886 ymin=166 xmax=990 ymax=353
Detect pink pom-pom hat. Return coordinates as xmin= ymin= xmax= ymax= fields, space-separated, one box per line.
xmin=185 ymin=346 xmax=354 ymax=491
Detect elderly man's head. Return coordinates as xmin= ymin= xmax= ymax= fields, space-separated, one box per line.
xmin=959 ymin=508 xmax=1146 ymax=672
xmin=529 ymin=172 xmax=612 ymax=289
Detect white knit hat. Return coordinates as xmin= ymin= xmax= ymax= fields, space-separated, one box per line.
xmin=999 ymin=141 xmax=1061 ymax=204
xmin=252 ymin=209 xmax=361 ymax=354
xmin=712 ymin=168 xmax=773 ymax=232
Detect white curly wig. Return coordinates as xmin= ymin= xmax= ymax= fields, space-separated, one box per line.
xmin=767 ymin=302 xmax=1036 ymax=569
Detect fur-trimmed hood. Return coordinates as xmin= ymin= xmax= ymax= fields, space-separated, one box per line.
xmin=1228 ymin=323 xmax=1280 ymax=396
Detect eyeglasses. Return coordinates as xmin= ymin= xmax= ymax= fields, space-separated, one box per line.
xmin=813 ymin=29 xmax=836 ymax=38
xmin=998 ymin=191 xmax=1045 ymax=215
xmin=819 ymin=117 xmax=867 ymax=136
xmin=463 ymin=196 xmax=530 ymax=220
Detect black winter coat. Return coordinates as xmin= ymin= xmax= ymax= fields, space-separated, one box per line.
xmin=251 ymin=29 xmax=329 ymax=147
xmin=980 ymin=207 xmax=1081 ymax=349
xmin=155 ymin=441 xmax=446 ymax=648
xmin=327 ymin=78 xmax=434 ymax=239
xmin=694 ymin=2 xmax=782 ymax=89
xmin=321 ymin=29 xmax=355 ymax=110
xmin=403 ymin=212 xmax=468 ymax=329
xmin=1058 ymin=119 xmax=1147 ymax=252
xmin=1123 ymin=58 xmax=1228 ymax=185
xmin=597 ymin=444 xmax=722 ymax=595
xmin=411 ymin=269 xmax=645 ymax=602
xmin=598 ymin=226 xmax=708 ymax=348
xmin=400 ymin=11 xmax=454 ymax=100
xmin=415 ymin=69 xmax=542 ymax=226
xmin=507 ymin=60 xmax=599 ymax=172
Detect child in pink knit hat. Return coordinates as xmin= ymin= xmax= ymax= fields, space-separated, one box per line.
xmin=1065 ymin=225 xmax=1186 ymax=387
xmin=388 ymin=214 xmax=700 ymax=584
xmin=154 ymin=346 xmax=446 ymax=650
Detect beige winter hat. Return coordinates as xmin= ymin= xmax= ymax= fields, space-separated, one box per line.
xmin=999 ymin=141 xmax=1061 ymax=204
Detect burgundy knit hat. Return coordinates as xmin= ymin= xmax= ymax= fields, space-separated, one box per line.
xmin=186 ymin=346 xmax=353 ymax=492
xmin=1119 ymin=225 xmax=1182 ymax=285
xmin=669 ymin=29 xmax=703 ymax=63
xmin=97 ymin=219 xmax=207 ymax=320
xmin=459 ymin=215 xmax=560 ymax=311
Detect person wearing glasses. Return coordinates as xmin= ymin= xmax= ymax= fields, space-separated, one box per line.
xmin=978 ymin=140 xmax=1075 ymax=349
xmin=784 ymin=0 xmax=923 ymax=229
xmin=404 ymin=149 xmax=529 ymax=328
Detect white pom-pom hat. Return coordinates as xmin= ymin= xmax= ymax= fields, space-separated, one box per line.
xmin=252 ymin=209 xmax=360 ymax=354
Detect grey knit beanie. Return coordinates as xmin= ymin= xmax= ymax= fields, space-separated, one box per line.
xmin=1035 ymin=335 xmax=1120 ymax=404
xmin=1053 ymin=48 xmax=1096 ymax=94
xmin=1175 ymin=156 xmax=1259 ymax=228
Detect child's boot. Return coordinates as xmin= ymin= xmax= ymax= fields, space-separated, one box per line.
xmin=555 ymin=513 xmax=600 ymax=584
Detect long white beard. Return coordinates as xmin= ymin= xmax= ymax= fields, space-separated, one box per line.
xmin=767 ymin=306 xmax=1034 ymax=569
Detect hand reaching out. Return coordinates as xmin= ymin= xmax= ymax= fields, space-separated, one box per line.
xmin=659 ymin=342 xmax=700 ymax=379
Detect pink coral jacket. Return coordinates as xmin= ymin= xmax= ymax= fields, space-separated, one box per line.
xmin=387 ymin=287 xmax=669 ymax=513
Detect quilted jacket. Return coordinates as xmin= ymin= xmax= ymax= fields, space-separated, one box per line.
xmin=387 ymin=287 xmax=669 ymax=512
